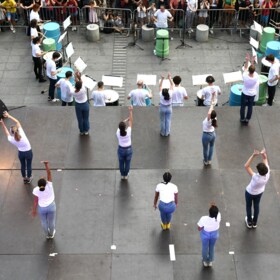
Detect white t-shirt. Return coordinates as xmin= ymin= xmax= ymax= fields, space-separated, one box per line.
xmin=116 ymin=126 xmax=132 ymax=147
xmin=187 ymin=0 xmax=198 ymax=11
xmin=30 ymin=27 xmax=38 ymax=46
xmin=92 ymin=90 xmax=107 ymax=106
xmin=70 ymin=86 xmax=88 ymax=103
xmin=172 ymin=86 xmax=187 ymax=105
xmin=32 ymin=43 xmax=41 ymax=58
xmin=33 ymin=181 xmax=55 ymax=207
xmin=197 ymin=212 xmax=221 ymax=232
xmin=56 ymin=79 xmax=74 ymax=102
xmin=30 ymin=10 xmax=41 ymax=22
xmin=246 ymin=167 xmax=270 ymax=195
xmin=129 ymin=89 xmax=149 ymax=106
xmin=46 ymin=59 xmax=57 ymax=79
xmin=202 ymin=117 xmax=215 ymax=133
xmin=155 ymin=182 xmax=178 ymax=203
xmin=154 ymin=9 xmax=172 ymax=28
xmin=268 ymin=63 xmax=279 ymax=86
xmin=201 ymin=85 xmax=221 ymax=106
xmin=7 ymin=127 xmax=31 ymax=152
xmin=160 ymin=91 xmax=173 ymax=106
xmin=242 ymin=72 xmax=259 ymax=97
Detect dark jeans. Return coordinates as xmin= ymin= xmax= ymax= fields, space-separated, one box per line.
xmin=240 ymin=93 xmax=255 ymax=120
xmin=209 ymin=7 xmax=219 ymax=28
xmin=48 ymin=77 xmax=58 ymax=100
xmin=32 ymin=57 xmax=43 ymax=80
xmin=62 ymin=101 xmax=74 ymax=106
xmin=245 ymin=190 xmax=263 ymax=224
xmin=118 ymin=146 xmax=133 ymax=176
xmin=75 ymin=101 xmax=90 ymax=133
xmin=267 ymin=85 xmax=276 ymax=106
xmin=18 ymin=149 xmax=33 ymax=178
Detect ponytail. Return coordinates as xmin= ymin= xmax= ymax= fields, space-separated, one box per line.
xmin=119 ymin=121 xmax=127 ymax=137
xmin=211 ymin=110 xmax=218 ymax=128
xmin=162 ymin=88 xmax=170 ymax=101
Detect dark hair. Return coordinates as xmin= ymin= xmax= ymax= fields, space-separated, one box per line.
xmin=266 ymin=54 xmax=275 ymax=63
xmin=30 ymin=19 xmax=38 ymax=28
xmin=75 ymin=81 xmax=82 ymax=92
xmin=210 ymin=110 xmax=218 ymax=128
xmin=163 ymin=172 xmax=172 ymax=183
xmin=119 ymin=121 xmax=127 ymax=137
xmin=52 ymin=51 xmax=61 ymax=60
xmin=173 ymin=76 xmax=181 ymax=85
xmin=256 ymin=163 xmax=268 ymax=176
xmin=98 ymin=81 xmax=104 ymax=88
xmin=32 ymin=36 xmax=41 ymax=45
xmin=65 ymin=71 xmax=73 ymax=79
xmin=162 ymin=88 xmax=170 ymax=101
xmin=248 ymin=65 xmax=255 ymax=74
xmin=38 ymin=178 xmax=47 ymax=191
xmin=206 ymin=75 xmax=215 ymax=84
xmin=209 ymin=205 xmax=219 ymax=219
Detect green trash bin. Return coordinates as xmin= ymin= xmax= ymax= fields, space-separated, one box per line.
xmin=256 ymin=75 xmax=268 ymax=105
xmin=155 ymin=29 xmax=169 ymax=58
xmin=260 ymin=27 xmax=275 ymax=53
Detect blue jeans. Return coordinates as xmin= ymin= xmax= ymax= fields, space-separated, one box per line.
xmin=18 ymin=149 xmax=33 ymax=178
xmin=159 ymin=105 xmax=172 ymax=136
xmin=245 ymin=190 xmax=263 ymax=223
xmin=240 ymin=93 xmax=255 ymax=120
xmin=48 ymin=77 xmax=57 ymax=100
xmin=202 ymin=132 xmax=216 ymax=162
xmin=158 ymin=201 xmax=176 ymax=224
xmin=118 ymin=146 xmax=133 ymax=176
xmin=38 ymin=201 xmax=56 ymax=236
xmin=200 ymin=229 xmax=219 ymax=262
xmin=75 ymin=101 xmax=90 ymax=133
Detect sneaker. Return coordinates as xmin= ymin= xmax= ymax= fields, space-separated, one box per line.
xmin=124 ymin=176 xmax=128 ymax=180
xmin=84 ymin=131 xmax=89 ymax=135
xmin=166 ymin=223 xmax=171 ymax=229
xmin=51 ymin=98 xmax=59 ymax=103
xmin=208 ymin=161 xmax=212 ymax=165
xmin=80 ymin=132 xmax=84 ymax=135
xmin=203 ymin=261 xmax=208 ymax=267
xmin=252 ymin=222 xmax=257 ymax=229
xmin=39 ymin=79 xmax=47 ymax=83
xmin=262 ymin=104 xmax=268 ymax=107
xmin=10 ymin=25 xmax=14 ymax=31
xmin=121 ymin=176 xmax=125 ymax=180
xmin=245 ymin=216 xmax=252 ymax=228
xmin=49 ymin=229 xmax=56 ymax=239
xmin=48 ymin=97 xmax=52 ymax=101
xmin=72 ymin=26 xmax=77 ymax=31
xmin=203 ymin=160 xmax=208 ymax=166
xmin=26 ymin=176 xmax=33 ymax=184
xmin=190 ymin=28 xmax=194 ymax=33
xmin=188 ymin=29 xmax=192 ymax=34
xmin=209 ymin=28 xmax=213 ymax=34
xmin=46 ymin=235 xmax=51 ymax=239
xmin=170 ymin=37 xmax=173 ymax=41
xmin=12 ymin=29 xmax=16 ymax=33
xmin=161 ymin=223 xmax=167 ymax=230
xmin=208 ymin=262 xmax=213 ymax=267
xmin=23 ymin=177 xmax=28 ymax=184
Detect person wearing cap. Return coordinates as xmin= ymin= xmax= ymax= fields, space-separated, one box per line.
xmin=127 ymin=80 xmax=152 ymax=106
xmin=32 ymin=161 xmax=56 ymax=239
xmin=265 ymin=54 xmax=279 ymax=106
xmin=0 ymin=111 xmax=33 ymax=184
xmin=200 ymin=76 xmax=221 ymax=106
xmin=153 ymin=172 xmax=178 ymax=230
xmin=197 ymin=204 xmax=221 ymax=267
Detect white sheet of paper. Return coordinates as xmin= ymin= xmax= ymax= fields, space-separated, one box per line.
xmin=250 ymin=37 xmax=259 ymax=49
xmin=137 ymin=74 xmax=157 ymax=85
xmin=159 ymin=79 xmax=171 ymax=89
xmin=74 ymin=57 xmax=87 ymax=73
xmin=192 ymin=74 xmax=212 ymax=86
xmin=66 ymin=42 xmax=74 ymax=59
xmin=102 ymin=75 xmax=123 ymax=87
xmin=251 ymin=47 xmax=258 ymax=64
xmin=254 ymin=20 xmax=263 ymax=35
xmin=58 ymin=31 xmax=67 ymax=44
xmin=223 ymin=71 xmax=243 ymax=84
xmin=81 ymin=75 xmax=96 ymax=91
xmin=63 ymin=16 xmax=72 ymax=30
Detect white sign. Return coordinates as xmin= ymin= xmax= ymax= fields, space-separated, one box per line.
xmin=223 ymin=71 xmax=243 ymax=84
xmin=102 ymin=75 xmax=123 ymax=87
xmin=66 ymin=42 xmax=74 ymax=59
xmin=74 ymin=57 xmax=87 ymax=73
xmin=137 ymin=74 xmax=157 ymax=85
xmin=63 ymin=16 xmax=72 ymax=30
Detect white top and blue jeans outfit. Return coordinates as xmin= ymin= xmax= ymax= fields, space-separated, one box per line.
xmin=159 ymin=93 xmax=172 ymax=136
xmin=202 ymin=118 xmax=216 ymax=162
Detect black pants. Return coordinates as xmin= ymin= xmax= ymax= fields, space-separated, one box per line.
xmin=32 ymin=57 xmax=43 ymax=80
xmin=48 ymin=77 xmax=57 ymax=100
xmin=62 ymin=101 xmax=74 ymax=106
xmin=267 ymin=85 xmax=276 ymax=106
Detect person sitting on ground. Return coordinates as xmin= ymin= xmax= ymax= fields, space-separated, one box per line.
xmin=128 ymin=80 xmax=153 ymax=106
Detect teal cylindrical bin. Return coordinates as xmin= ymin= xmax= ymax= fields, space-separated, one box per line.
xmin=260 ymin=27 xmax=275 ymax=53
xmin=229 ymin=84 xmax=243 ymax=106
xmin=56 ymin=67 xmax=75 ymax=100
xmin=43 ymin=22 xmax=62 ymax=51
xmin=155 ymin=29 xmax=169 ymax=58
xmin=265 ymin=41 xmax=280 ymax=59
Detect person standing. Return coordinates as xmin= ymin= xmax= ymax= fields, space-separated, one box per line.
xmin=31 ymin=37 xmax=47 ymax=83
xmin=240 ymin=55 xmax=259 ymax=124
xmin=127 ymin=80 xmax=152 ymax=106
xmin=244 ymin=148 xmax=270 ymax=228
xmin=0 ymin=111 xmax=33 ymax=184
xmin=116 ymin=106 xmax=133 ymax=180
xmin=202 ymin=95 xmax=217 ymax=166
xmin=197 ymin=204 xmax=221 ymax=267
xmin=186 ymin=0 xmax=198 ymax=33
xmin=32 ymin=161 xmax=57 ymax=239
xmin=55 ymin=71 xmax=74 ymax=106
xmin=153 ymin=172 xmax=178 ymax=230
xmin=171 ymin=75 xmax=188 ymax=106
xmin=70 ymin=74 xmax=90 ymax=135
xmin=153 ymin=5 xmax=173 ymax=38
xmin=265 ymin=54 xmax=279 ymax=106
xmin=0 ymin=0 xmax=17 ymax=33
xmin=159 ymin=73 xmax=173 ymax=137
xmin=200 ymin=75 xmax=221 ymax=106
xmin=91 ymin=81 xmax=109 ymax=107
xmin=46 ymin=52 xmax=61 ymax=102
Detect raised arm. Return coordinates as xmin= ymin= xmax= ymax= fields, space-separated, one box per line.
xmin=159 ymin=75 xmax=164 ymax=92
xmin=42 ymin=161 xmax=52 ymax=182
xmin=244 ymin=150 xmax=260 ymax=176
xmin=127 ymin=106 xmax=133 ymax=128
xmin=260 ymin=148 xmax=268 ymax=167
xmin=244 ymin=53 xmax=250 ymax=71
xmin=207 ymin=97 xmax=215 ymax=121
xmin=0 ymin=119 xmax=10 ymax=137
xmin=3 ymin=111 xmax=21 ymax=128
xmin=168 ymin=72 xmax=174 ymax=90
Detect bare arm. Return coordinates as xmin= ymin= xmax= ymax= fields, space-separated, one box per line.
xmin=32 ymin=196 xmax=38 ymax=217
xmin=159 ymin=75 xmax=164 ymax=92
xmin=0 ymin=119 xmax=10 ymax=137
xmin=174 ymin=193 xmax=178 ymax=206
xmin=153 ymin=191 xmax=159 ymax=209
xmin=207 ymin=102 xmax=215 ymax=121
xmin=244 ymin=150 xmax=259 ymax=176
xmin=260 ymin=148 xmax=268 ymax=167
xmin=3 ymin=111 xmax=21 ymax=128
xmin=244 ymin=53 xmax=250 ymax=71
xmin=127 ymin=106 xmax=133 ymax=128
xmin=168 ymin=73 xmax=174 ymax=90
xmin=197 ymin=225 xmax=203 ymax=231
xmin=42 ymin=161 xmax=52 ymax=182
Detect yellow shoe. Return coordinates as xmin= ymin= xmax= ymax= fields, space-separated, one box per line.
xmin=166 ymin=223 xmax=171 ymax=229
xmin=161 ymin=223 xmax=167 ymax=230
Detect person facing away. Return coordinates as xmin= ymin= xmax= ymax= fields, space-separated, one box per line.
xmin=201 ymin=75 xmax=221 ymax=106
xmin=127 ymin=80 xmax=152 ymax=106
xmin=91 ymin=81 xmax=109 ymax=106
xmin=171 ymin=75 xmax=188 ymax=106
